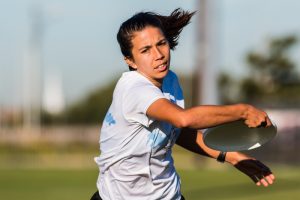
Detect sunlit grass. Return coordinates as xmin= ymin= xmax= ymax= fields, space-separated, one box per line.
xmin=0 ymin=166 xmax=299 ymax=200
xmin=0 ymin=141 xmax=299 ymax=200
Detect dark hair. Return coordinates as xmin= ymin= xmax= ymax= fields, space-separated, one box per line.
xmin=117 ymin=8 xmax=196 ymax=70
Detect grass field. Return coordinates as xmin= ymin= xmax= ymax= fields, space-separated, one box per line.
xmin=0 ymin=139 xmax=299 ymax=200
xmin=0 ymin=167 xmax=299 ymax=200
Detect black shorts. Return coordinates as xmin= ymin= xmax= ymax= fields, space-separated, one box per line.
xmin=90 ymin=191 xmax=186 ymax=200
xmin=90 ymin=191 xmax=102 ymax=200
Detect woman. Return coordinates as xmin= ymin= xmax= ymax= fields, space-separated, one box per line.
xmin=91 ymin=8 xmax=275 ymax=200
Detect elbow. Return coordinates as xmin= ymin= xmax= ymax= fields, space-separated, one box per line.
xmin=173 ymin=112 xmax=191 ymax=128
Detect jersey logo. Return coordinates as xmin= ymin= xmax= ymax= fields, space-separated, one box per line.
xmin=104 ymin=112 xmax=116 ymax=126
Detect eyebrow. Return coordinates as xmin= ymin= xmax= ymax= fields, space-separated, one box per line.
xmin=138 ymin=38 xmax=167 ymax=51
xmin=138 ymin=45 xmax=151 ymax=51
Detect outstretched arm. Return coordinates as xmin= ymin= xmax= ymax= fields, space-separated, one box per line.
xmin=176 ymin=129 xmax=275 ymax=187
xmin=147 ymin=99 xmax=271 ymax=129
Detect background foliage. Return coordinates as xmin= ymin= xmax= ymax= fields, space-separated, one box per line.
xmin=219 ymin=35 xmax=300 ymax=107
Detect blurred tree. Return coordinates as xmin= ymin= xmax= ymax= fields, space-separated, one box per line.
xmin=219 ymin=35 xmax=300 ymax=108
xmin=41 ymin=74 xmax=193 ymax=125
xmin=63 ymin=80 xmax=117 ymax=124
xmin=178 ymin=75 xmax=193 ymax=108
xmin=218 ymin=72 xmax=239 ymax=104
xmin=41 ymin=79 xmax=117 ymax=125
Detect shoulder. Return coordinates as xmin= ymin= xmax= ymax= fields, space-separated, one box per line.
xmin=115 ymin=71 xmax=163 ymax=101
xmin=117 ymin=71 xmax=154 ymax=89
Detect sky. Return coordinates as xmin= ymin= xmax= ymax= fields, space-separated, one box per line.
xmin=1 ymin=0 xmax=300 ymax=108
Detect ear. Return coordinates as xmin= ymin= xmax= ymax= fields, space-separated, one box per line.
xmin=124 ymin=57 xmax=137 ymax=69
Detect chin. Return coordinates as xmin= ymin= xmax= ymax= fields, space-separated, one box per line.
xmin=161 ymin=67 xmax=169 ymax=74
xmin=156 ymin=69 xmax=169 ymax=80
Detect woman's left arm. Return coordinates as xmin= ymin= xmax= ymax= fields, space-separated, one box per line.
xmin=176 ymin=129 xmax=275 ymax=187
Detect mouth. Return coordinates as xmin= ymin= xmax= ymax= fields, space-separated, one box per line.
xmin=154 ymin=62 xmax=168 ymax=72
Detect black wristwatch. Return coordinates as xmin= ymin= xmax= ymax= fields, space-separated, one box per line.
xmin=217 ymin=151 xmax=227 ymax=163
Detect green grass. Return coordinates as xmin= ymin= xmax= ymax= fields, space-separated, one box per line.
xmin=180 ymin=167 xmax=300 ymax=200
xmin=0 ymin=167 xmax=299 ymax=200
xmin=0 ymin=169 xmax=98 ymax=200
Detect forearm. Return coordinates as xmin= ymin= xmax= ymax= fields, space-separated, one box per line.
xmin=176 ymin=129 xmax=235 ymax=160
xmin=176 ymin=128 xmax=210 ymax=157
xmin=194 ymin=130 xmax=220 ymax=158
xmin=178 ymin=130 xmax=275 ymax=187
xmin=147 ymin=99 xmax=270 ymax=130
xmin=177 ymin=129 xmax=253 ymax=166
xmin=183 ymin=104 xmax=249 ymax=129
xmin=194 ymin=130 xmax=249 ymax=165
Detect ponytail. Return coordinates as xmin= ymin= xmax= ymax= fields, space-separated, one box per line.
xmin=117 ymin=8 xmax=196 ymax=70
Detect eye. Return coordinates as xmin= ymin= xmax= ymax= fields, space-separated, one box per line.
xmin=141 ymin=48 xmax=149 ymax=54
xmin=158 ymin=40 xmax=167 ymax=46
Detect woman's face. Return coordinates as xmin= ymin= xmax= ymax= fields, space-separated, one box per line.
xmin=125 ymin=26 xmax=170 ymax=87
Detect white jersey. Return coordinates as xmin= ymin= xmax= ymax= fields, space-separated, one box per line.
xmin=94 ymin=70 xmax=184 ymax=200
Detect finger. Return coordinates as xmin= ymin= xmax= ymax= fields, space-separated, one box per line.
xmin=244 ymin=119 xmax=252 ymax=128
xmin=252 ymin=175 xmax=261 ymax=184
xmin=260 ymin=178 xmax=269 ymax=187
xmin=265 ymin=175 xmax=274 ymax=185
xmin=266 ymin=117 xmax=272 ymax=127
xmin=269 ymin=174 xmax=275 ymax=180
xmin=265 ymin=173 xmax=275 ymax=182
xmin=245 ymin=120 xmax=257 ymax=128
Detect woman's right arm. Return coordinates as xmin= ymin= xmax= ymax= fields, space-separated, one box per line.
xmin=146 ymin=99 xmax=271 ymax=129
xmin=176 ymin=129 xmax=275 ymax=187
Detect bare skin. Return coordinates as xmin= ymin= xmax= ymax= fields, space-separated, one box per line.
xmin=125 ymin=26 xmax=170 ymax=87
xmin=176 ymin=128 xmax=275 ymax=187
xmin=125 ymin=25 xmax=275 ymax=187
xmin=196 ymin=131 xmax=275 ymax=186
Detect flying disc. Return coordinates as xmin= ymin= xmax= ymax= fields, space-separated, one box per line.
xmin=203 ymin=120 xmax=277 ymax=152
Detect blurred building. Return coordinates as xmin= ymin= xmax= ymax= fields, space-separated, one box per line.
xmin=22 ymin=4 xmax=44 ymax=128
xmin=42 ymin=71 xmax=65 ymax=115
xmin=194 ymin=0 xmax=221 ymax=106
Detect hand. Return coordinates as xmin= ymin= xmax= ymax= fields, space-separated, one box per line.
xmin=234 ymin=159 xmax=275 ymax=187
xmin=243 ymin=105 xmax=272 ymax=128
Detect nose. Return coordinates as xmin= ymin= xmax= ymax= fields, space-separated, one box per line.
xmin=153 ymin=47 xmax=164 ymax=60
